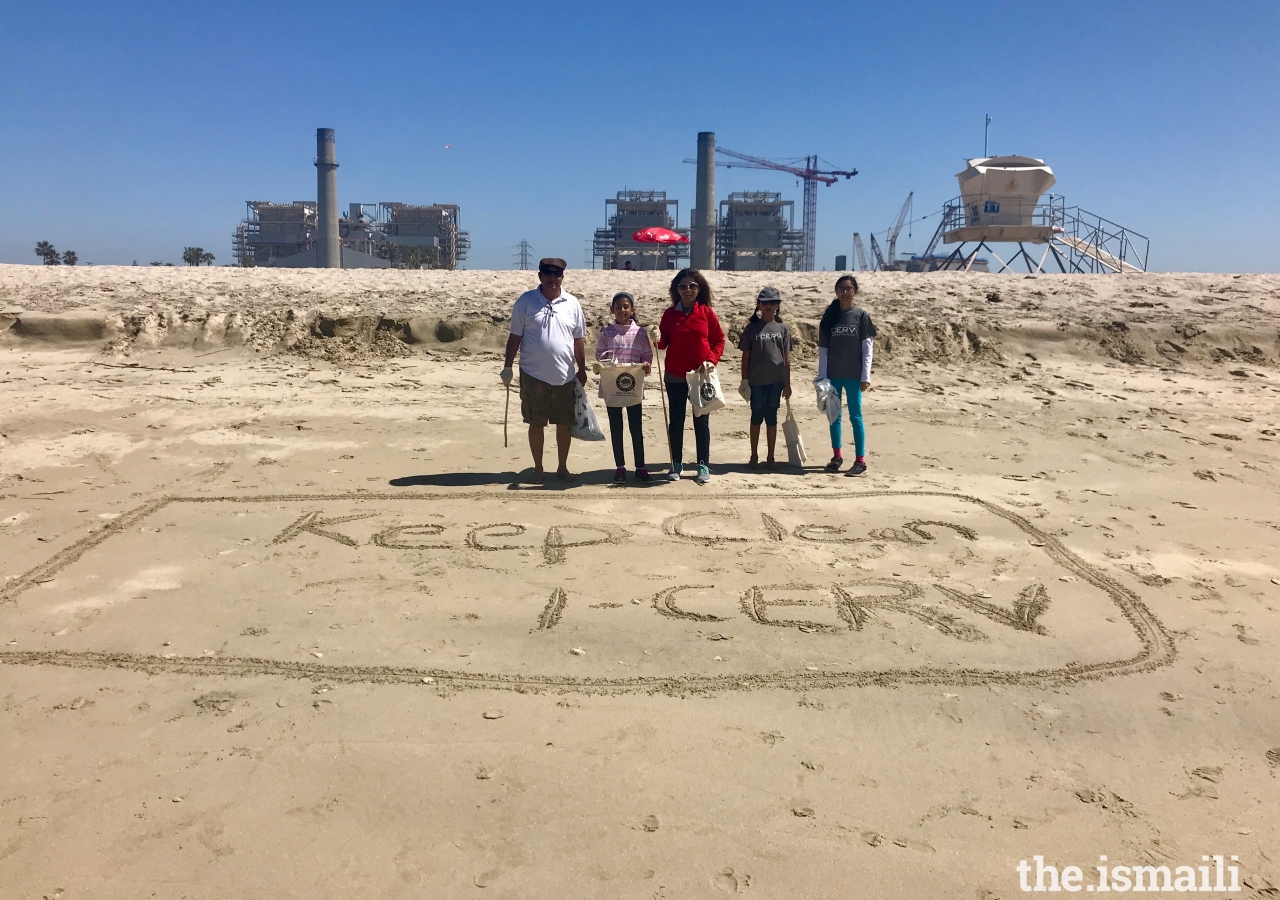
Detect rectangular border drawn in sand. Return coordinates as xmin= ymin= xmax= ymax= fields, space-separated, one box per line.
xmin=0 ymin=490 xmax=1174 ymax=693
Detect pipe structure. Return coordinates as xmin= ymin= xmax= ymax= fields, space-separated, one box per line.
xmin=691 ymin=131 xmax=716 ymax=270
xmin=315 ymin=128 xmax=340 ymax=268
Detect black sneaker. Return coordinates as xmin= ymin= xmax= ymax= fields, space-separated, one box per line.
xmin=847 ymin=460 xmax=867 ymax=477
xmin=824 ymin=456 xmax=843 ymax=473
xmin=613 ymin=467 xmax=627 ymax=484
xmin=636 ymin=467 xmax=653 ymax=483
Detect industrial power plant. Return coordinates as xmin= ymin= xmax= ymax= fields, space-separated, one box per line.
xmin=591 ymin=132 xmax=856 ymax=271
xmin=591 ymin=191 xmax=688 ymax=270
xmin=231 ymin=128 xmax=1146 ymax=275
xmin=232 ymin=129 xmax=469 ymax=269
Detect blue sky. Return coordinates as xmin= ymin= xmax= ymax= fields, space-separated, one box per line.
xmin=2 ymin=1 xmax=1276 ymax=272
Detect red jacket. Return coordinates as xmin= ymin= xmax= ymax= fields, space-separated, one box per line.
xmin=657 ymin=303 xmax=725 ymax=378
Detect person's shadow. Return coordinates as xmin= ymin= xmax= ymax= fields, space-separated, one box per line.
xmin=389 ymin=473 xmax=519 ymax=488
xmin=389 ymin=469 xmax=623 ymax=490
xmin=714 ymin=462 xmax=810 ymax=477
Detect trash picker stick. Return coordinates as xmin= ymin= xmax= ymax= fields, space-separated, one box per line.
xmin=503 ymin=382 xmax=510 ymax=448
xmin=656 ymin=343 xmax=673 ymax=467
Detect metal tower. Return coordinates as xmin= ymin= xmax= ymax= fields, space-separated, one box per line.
xmin=515 ymin=239 xmax=532 ymax=270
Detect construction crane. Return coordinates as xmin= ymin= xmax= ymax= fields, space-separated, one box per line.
xmin=687 ymin=147 xmax=856 ymax=271
xmin=885 ymin=192 xmax=913 ymax=269
xmin=868 ymin=233 xmax=887 ymax=271
xmin=852 ymin=233 xmax=869 ymax=272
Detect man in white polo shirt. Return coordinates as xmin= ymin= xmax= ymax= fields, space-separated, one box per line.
xmin=501 ymin=257 xmax=587 ymax=483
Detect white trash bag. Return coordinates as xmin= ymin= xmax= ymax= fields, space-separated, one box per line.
xmin=570 ymin=380 xmax=606 ymax=441
xmin=814 ymin=378 xmax=841 ymax=425
xmin=686 ymin=363 xmax=726 ymax=417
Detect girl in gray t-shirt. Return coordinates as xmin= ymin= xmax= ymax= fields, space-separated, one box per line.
xmin=738 ymin=286 xmax=793 ymax=469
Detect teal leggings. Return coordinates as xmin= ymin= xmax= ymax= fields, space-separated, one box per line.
xmin=828 ymin=378 xmax=866 ymax=457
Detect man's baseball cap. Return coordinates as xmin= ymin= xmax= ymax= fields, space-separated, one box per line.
xmin=538 ymin=258 xmax=567 ymax=272
xmin=757 ymin=286 xmax=782 ymax=303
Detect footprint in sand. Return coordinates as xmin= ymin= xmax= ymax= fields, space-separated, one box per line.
xmin=712 ymin=868 xmax=749 ymax=892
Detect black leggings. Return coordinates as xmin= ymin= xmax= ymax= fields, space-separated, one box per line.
xmin=606 ymin=404 xmax=645 ymax=468
xmin=665 ymin=380 xmax=711 ymax=466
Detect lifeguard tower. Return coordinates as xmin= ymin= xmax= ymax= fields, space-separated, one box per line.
xmin=916 ymin=156 xmax=1149 ymax=274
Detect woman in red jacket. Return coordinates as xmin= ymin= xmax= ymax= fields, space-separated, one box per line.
xmin=657 ymin=268 xmax=725 ymax=484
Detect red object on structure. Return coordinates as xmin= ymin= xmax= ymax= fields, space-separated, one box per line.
xmin=632 ymin=227 xmax=689 ymax=244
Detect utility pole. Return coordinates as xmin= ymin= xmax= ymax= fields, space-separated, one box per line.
xmin=514 ymin=239 xmax=532 ymax=270
xmin=984 ymin=114 xmax=992 ymax=158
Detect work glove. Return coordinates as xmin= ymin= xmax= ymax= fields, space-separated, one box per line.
xmin=500 ymin=367 xmax=513 ymax=386
xmin=737 ymin=379 xmax=752 ymax=402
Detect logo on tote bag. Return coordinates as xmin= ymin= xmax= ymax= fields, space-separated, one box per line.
xmin=615 ymin=372 xmax=636 ymax=392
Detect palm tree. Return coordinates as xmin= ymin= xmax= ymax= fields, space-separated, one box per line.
xmin=181 ymin=247 xmax=214 ymax=266
xmin=61 ymin=250 xmax=78 ymax=266
xmin=35 ymin=241 xmax=60 ymax=265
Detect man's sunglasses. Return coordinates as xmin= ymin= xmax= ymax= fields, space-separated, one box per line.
xmin=539 ymin=268 xmax=564 ymax=277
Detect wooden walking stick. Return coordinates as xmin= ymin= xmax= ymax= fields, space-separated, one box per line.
xmin=655 ymin=342 xmax=673 ymax=466
xmin=503 ymin=381 xmax=510 ymax=448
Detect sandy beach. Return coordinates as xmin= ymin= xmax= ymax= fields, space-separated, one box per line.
xmin=1 ymin=264 xmax=1278 ymax=898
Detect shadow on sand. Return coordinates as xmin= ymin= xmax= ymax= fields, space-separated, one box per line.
xmin=390 ymin=463 xmax=836 ymax=490
xmin=389 ymin=472 xmax=519 ymax=488
xmin=389 ymin=468 xmax=663 ymax=490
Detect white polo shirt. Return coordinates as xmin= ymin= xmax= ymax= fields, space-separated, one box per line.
xmin=509 ymin=288 xmax=586 ymax=386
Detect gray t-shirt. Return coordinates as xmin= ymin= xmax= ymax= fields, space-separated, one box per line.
xmin=738 ymin=319 xmax=792 ymax=386
xmin=819 ymin=306 xmax=876 ymax=381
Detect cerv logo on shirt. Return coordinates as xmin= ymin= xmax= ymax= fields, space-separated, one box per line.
xmin=830 ymin=325 xmax=861 ymax=336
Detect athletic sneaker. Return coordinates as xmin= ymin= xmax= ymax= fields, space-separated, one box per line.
xmin=667 ymin=463 xmax=682 ymax=482
xmin=695 ymin=463 xmax=711 ymax=485
xmin=636 ymin=467 xmax=653 ymax=483
xmin=824 ymin=456 xmax=843 ymax=473
xmin=613 ymin=467 xmax=627 ymax=484
xmin=847 ymin=460 xmax=868 ymax=476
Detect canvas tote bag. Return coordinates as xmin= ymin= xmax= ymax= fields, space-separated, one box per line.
xmin=686 ymin=363 xmax=726 ymax=417
xmin=783 ymin=399 xmax=807 ymax=466
xmin=595 ymin=354 xmax=646 ymax=408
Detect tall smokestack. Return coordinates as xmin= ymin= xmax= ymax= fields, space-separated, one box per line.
xmin=691 ymin=131 xmax=716 ymax=270
xmin=315 ymin=128 xmax=340 ymax=268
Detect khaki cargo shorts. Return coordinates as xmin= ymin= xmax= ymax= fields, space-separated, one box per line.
xmin=519 ymin=371 xmax=576 ymax=427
